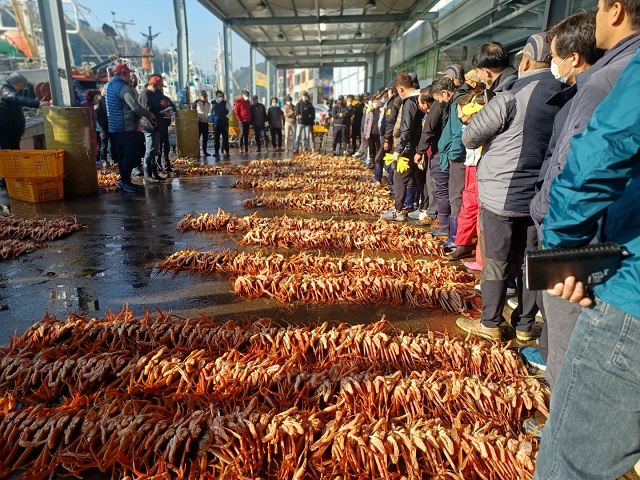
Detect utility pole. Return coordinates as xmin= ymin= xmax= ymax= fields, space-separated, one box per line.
xmin=111 ymin=12 xmax=134 ymax=56
xmin=141 ymin=26 xmax=160 ymax=50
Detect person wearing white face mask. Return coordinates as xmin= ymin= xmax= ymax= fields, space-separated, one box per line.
xmin=283 ymin=95 xmax=296 ymax=153
xmin=267 ymin=96 xmax=284 ymax=152
xmin=233 ymin=89 xmax=252 ymax=153
xmin=210 ymin=90 xmax=230 ymax=158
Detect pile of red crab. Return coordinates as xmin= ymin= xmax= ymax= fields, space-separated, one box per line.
xmin=0 ymin=308 xmax=544 ymax=479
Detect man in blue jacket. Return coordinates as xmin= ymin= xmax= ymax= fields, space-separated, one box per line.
xmin=529 ymin=0 xmax=640 ymax=386
xmin=533 ymin=46 xmax=640 ymax=480
xmin=105 ymin=63 xmax=155 ymax=192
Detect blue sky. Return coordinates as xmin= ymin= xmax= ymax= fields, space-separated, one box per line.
xmin=76 ymin=0 xmax=251 ymax=72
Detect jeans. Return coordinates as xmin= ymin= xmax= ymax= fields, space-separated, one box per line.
xmin=284 ymin=122 xmax=296 ymax=150
xmin=157 ymin=126 xmax=171 ymax=172
xmin=430 ymin=154 xmax=450 ymax=216
xmin=112 ymin=130 xmax=138 ymax=184
xmin=143 ymin=131 xmax=160 ymax=177
xmin=534 ymin=298 xmax=640 ymax=480
xmin=295 ymin=124 xmax=310 ymax=150
xmin=367 ymin=136 xmax=380 ymax=166
xmin=393 ymin=157 xmax=415 ymax=212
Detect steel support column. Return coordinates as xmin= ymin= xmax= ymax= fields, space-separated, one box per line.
xmin=223 ymin=22 xmax=232 ymax=97
xmin=364 ymin=63 xmax=369 ymax=94
xmin=250 ymin=47 xmax=256 ymax=95
xmin=36 ymin=0 xmax=76 ymax=106
xmin=383 ymin=47 xmax=391 ymax=87
xmin=371 ymin=53 xmax=378 ymax=93
xmin=173 ymin=0 xmax=190 ymax=105
xmin=266 ymin=61 xmax=271 ymax=100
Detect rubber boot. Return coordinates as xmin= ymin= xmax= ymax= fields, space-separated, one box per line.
xmin=443 ymin=216 xmax=458 ymax=248
xmin=403 ymin=184 xmax=415 ymax=210
xmin=430 ymin=215 xmax=450 ymax=237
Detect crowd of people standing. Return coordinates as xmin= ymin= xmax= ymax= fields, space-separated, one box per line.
xmin=368 ymin=1 xmax=640 ymax=478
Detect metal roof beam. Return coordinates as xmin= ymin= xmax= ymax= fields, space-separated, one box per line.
xmin=275 ymin=62 xmax=369 ymax=69
xmin=269 ymin=53 xmax=373 ymax=62
xmin=254 ymin=38 xmax=387 ymax=47
xmin=228 ymin=13 xmax=437 ymax=27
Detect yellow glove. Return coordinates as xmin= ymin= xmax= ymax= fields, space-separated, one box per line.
xmin=384 ymin=153 xmax=395 ymax=166
xmin=396 ymin=155 xmax=410 ymax=173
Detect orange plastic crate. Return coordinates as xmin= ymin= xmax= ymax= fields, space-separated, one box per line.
xmin=0 ymin=150 xmax=64 ymax=178
xmin=6 ymin=176 xmax=64 ymax=203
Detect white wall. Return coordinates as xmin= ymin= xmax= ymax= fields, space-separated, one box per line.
xmin=332 ymin=67 xmax=365 ymax=98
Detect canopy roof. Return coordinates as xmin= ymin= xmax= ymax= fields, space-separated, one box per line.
xmin=197 ymin=0 xmax=440 ymax=69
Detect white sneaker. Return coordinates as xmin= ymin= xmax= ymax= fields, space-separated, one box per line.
xmin=506 ymin=287 xmax=516 ymax=296
xmin=407 ymin=209 xmax=424 ymax=220
xmin=131 ymin=167 xmax=141 ymax=176
xmin=144 ymin=176 xmax=159 ymax=184
xmin=157 ymin=172 xmax=168 ymax=179
xmin=474 ymin=284 xmax=481 ymax=292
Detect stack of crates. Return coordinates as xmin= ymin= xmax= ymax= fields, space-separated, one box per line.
xmin=0 ymin=150 xmax=65 ymax=203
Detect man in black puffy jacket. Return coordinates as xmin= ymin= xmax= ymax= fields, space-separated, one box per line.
xmin=294 ymin=91 xmax=315 ymax=153
xmin=0 ymin=73 xmax=49 ymax=150
xmin=380 ymin=73 xmax=424 ymax=222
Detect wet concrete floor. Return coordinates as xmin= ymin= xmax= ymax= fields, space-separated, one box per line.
xmin=0 ymin=152 xmax=489 ymax=345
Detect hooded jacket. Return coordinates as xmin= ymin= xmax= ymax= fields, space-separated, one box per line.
xmin=487 ymin=65 xmax=518 ymax=99
xmin=296 ymin=99 xmax=315 ymax=126
xmin=463 ymin=69 xmax=564 ymax=216
xmin=416 ymin=101 xmax=444 ymax=157
xmin=438 ymin=82 xmax=475 ymax=170
xmin=394 ymin=89 xmax=423 ymax=156
xmin=139 ymin=87 xmax=164 ymax=132
xmin=542 ymin=48 xmax=640 ymax=318
xmin=383 ymin=93 xmax=403 ymax=142
xmin=530 ymin=33 xmax=640 ymax=227
xmin=0 ymin=80 xmax=41 ymax=140
xmin=331 ymin=103 xmax=351 ymax=126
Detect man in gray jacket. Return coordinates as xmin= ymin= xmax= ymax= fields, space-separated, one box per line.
xmin=457 ymin=33 xmax=564 ymax=341
xmin=529 ymin=0 xmax=640 ymax=387
xmin=105 ymin=63 xmax=156 ymax=193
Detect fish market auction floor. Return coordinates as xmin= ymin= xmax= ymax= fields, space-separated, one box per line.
xmin=0 ymin=153 xmax=469 ymax=343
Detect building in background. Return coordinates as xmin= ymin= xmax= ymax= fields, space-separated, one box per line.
xmin=332 ymin=66 xmax=366 ymax=98
xmin=285 ymin=67 xmax=333 ymax=106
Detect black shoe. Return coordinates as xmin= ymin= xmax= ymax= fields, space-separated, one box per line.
xmin=203 ymin=151 xmax=211 ymax=156
xmin=447 ymin=245 xmax=474 ymax=260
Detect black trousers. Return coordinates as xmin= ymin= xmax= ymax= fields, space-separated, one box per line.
xmin=157 ymin=127 xmax=171 ymax=172
xmin=480 ymin=208 xmax=534 ymax=331
xmin=393 ymin=156 xmax=415 ymax=212
xmin=351 ymin=125 xmax=361 ymax=152
xmin=424 ymin=158 xmax=437 ymax=216
xmin=412 ymin=165 xmax=427 ymax=212
xmin=332 ymin=125 xmax=347 ymax=153
xmin=271 ymin=127 xmax=282 ymax=148
xmin=198 ymin=121 xmax=209 ymax=153
xmin=367 ymin=136 xmax=380 ymax=165
xmin=112 ymin=131 xmax=138 ymax=184
xmin=214 ymin=124 xmax=229 ymax=155
xmin=448 ymin=160 xmax=466 ymax=217
xmin=0 ymin=134 xmax=20 ymax=149
xmin=430 ymin=154 xmax=450 ymax=216
xmin=239 ymin=121 xmax=251 ymax=151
